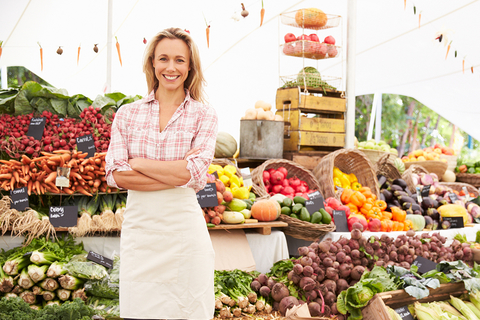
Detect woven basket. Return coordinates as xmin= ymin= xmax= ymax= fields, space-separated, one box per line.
xmin=439 ymin=182 xmax=479 ymax=197
xmin=358 ymin=149 xmax=397 ymax=167
xmin=456 ymin=173 xmax=480 ymax=188
xmin=440 ymin=154 xmax=458 ymax=172
xmin=404 ymin=160 xmax=448 ymax=180
xmin=277 ymin=214 xmax=335 ymax=241
xmin=375 ymin=153 xmax=402 ymax=181
xmin=312 ymin=149 xmax=380 ymax=199
xmin=401 ymin=164 xmax=429 ymax=193
xmin=251 ymin=159 xmax=321 ymax=198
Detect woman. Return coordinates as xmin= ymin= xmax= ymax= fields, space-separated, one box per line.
xmin=105 ymin=27 xmax=218 ymax=320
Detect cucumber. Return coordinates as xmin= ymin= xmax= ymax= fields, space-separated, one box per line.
xmin=292 ymin=203 xmax=303 ymax=215
xmin=282 ymin=198 xmax=293 ymax=208
xmin=293 ymin=196 xmax=306 ymax=205
xmin=281 ymin=206 xmax=291 ymax=216
xmin=242 ymin=199 xmax=253 ymax=210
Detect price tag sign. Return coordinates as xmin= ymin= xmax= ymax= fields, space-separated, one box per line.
xmin=55 ymin=167 xmax=71 ymax=188
xmin=26 ymin=117 xmax=46 ymax=140
xmin=443 ymin=216 xmax=464 ymax=228
xmin=448 ymin=193 xmax=458 ymax=203
xmin=87 ymin=251 xmax=113 ymax=269
xmin=76 ymin=134 xmax=96 ymax=158
xmin=305 ymin=191 xmax=324 ymax=215
xmin=49 ymin=206 xmax=78 ymax=228
xmin=416 ymin=186 xmax=422 ymax=203
xmin=212 ymin=171 xmax=219 ymax=179
xmin=412 ymin=256 xmax=438 ymax=274
xmin=421 ymin=185 xmax=431 ymax=197
xmin=10 ymin=187 xmax=29 ymax=211
xmin=394 ymin=306 xmax=414 ymax=320
xmin=333 ymin=210 xmax=349 ymax=232
xmin=240 ymin=167 xmax=253 ymax=189
xmin=196 ymin=183 xmax=218 ymax=208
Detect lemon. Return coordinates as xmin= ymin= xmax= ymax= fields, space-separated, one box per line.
xmin=219 ymin=175 xmax=230 ymax=186
xmin=233 ymin=187 xmax=250 ymax=200
xmin=230 ymin=175 xmax=241 ymax=187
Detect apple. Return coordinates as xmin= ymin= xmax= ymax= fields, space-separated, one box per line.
xmin=378 ymin=140 xmax=387 ymax=146
xmin=324 ymin=35 xmax=335 ymax=45
xmin=358 ymin=141 xmax=367 ymax=149
xmin=367 ymin=218 xmax=381 ymax=232
xmin=309 ymin=34 xmax=320 ymax=42
xmin=284 ymin=33 xmax=296 ymax=43
xmin=297 ymin=34 xmax=311 ymax=41
xmin=380 ymin=145 xmax=391 ymax=152
xmin=283 ymin=43 xmax=295 ymax=55
xmin=364 ymin=142 xmax=375 ymax=149
xmin=315 ymin=43 xmax=327 ymax=58
xmin=390 ymin=148 xmax=398 ymax=156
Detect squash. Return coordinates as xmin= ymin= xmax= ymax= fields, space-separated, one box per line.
xmin=254 ymin=100 xmax=272 ymax=111
xmin=405 ymin=214 xmax=425 ymax=231
xmin=256 ymin=108 xmax=268 ymax=120
xmin=244 ymin=108 xmax=257 ymax=120
xmin=215 ymin=132 xmax=237 ymax=158
xmin=265 ymin=110 xmax=275 ymax=121
xmin=223 ymin=211 xmax=245 ymax=224
xmin=274 ymin=114 xmax=284 ymax=121
xmin=441 ymin=170 xmax=456 ymax=182
xmin=295 ymin=8 xmax=327 ymax=28
xmin=251 ymin=199 xmax=281 ymax=222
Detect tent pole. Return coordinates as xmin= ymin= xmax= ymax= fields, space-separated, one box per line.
xmin=106 ymin=0 xmax=113 ymax=93
xmin=367 ymin=93 xmax=378 ymax=141
xmin=345 ymin=0 xmax=357 ymax=149
xmin=375 ymin=93 xmax=382 ymax=142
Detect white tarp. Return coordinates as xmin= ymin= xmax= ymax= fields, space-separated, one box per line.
xmin=1 ymin=0 xmax=479 ymax=142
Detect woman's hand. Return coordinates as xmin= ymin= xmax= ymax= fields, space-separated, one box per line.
xmin=184 ymin=147 xmax=201 ymax=160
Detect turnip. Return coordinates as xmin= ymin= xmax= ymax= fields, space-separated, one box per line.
xmin=272 ymin=283 xmax=290 ymax=302
xmin=308 ymin=302 xmax=322 ymax=316
xmin=279 ymin=296 xmax=299 ymax=316
xmin=351 ymin=266 xmax=365 ymax=280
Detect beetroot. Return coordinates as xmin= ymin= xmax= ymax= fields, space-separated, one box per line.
xmin=316 ymin=268 xmax=325 ymax=282
xmin=279 ymin=296 xmax=300 ymax=316
xmin=351 ymin=229 xmax=362 ymax=240
xmin=342 ymin=245 xmax=352 ymax=255
xmin=300 ymin=256 xmax=313 ymax=266
xmin=324 ymin=291 xmax=336 ymax=306
xmin=259 ymin=286 xmax=271 ymax=298
xmin=318 ymin=241 xmax=331 ymax=253
xmin=336 ymin=251 xmax=346 ymax=263
xmin=323 ymin=257 xmax=333 ymax=268
xmin=267 ymin=278 xmax=276 ymax=289
xmin=323 ymin=279 xmax=336 ymax=293
xmin=308 ymin=302 xmax=322 ymax=316
xmin=351 ymin=266 xmax=365 ymax=280
xmin=257 ymin=273 xmax=268 ymax=286
xmin=338 ymin=263 xmax=352 ymax=279
xmin=250 ymin=280 xmax=261 ymax=292
xmin=299 ymin=277 xmax=316 ymax=291
xmin=298 ymin=246 xmax=309 ymax=256
xmin=336 ymin=279 xmax=349 ymax=295
xmin=326 ymin=267 xmax=338 ymax=280
xmin=272 ymin=283 xmax=290 ymax=302
xmin=305 ymin=290 xmax=317 ymax=301
xmin=293 ymin=263 xmax=303 ymax=275
xmin=348 ymin=239 xmax=360 ymax=250
xmin=303 ymin=265 xmax=314 ymax=277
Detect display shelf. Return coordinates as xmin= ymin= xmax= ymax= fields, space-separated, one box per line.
xmin=280 ymin=10 xmax=341 ymax=30
xmin=281 ymin=41 xmax=341 ymax=60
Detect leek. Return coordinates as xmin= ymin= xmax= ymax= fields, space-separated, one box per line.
xmin=470 ymin=290 xmax=480 ymax=311
xmin=59 ymin=274 xmax=84 ymax=290
xmin=3 ymin=255 xmax=31 ymax=275
xmin=450 ymin=295 xmax=480 ymax=320
xmin=39 ymin=278 xmax=59 ymax=291
xmin=30 ymin=250 xmax=59 ymax=265
xmin=20 ymin=290 xmax=36 ymax=304
xmin=27 ymin=264 xmax=49 ymax=283
xmin=42 ymin=290 xmax=55 ymax=301
xmin=18 ymin=268 xmax=35 ymax=289
xmin=46 ymin=261 xmax=67 ymax=278
xmin=57 ymin=288 xmax=72 ymax=301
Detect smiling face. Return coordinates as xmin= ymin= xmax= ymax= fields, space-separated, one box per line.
xmin=152 ymin=38 xmax=191 ymax=93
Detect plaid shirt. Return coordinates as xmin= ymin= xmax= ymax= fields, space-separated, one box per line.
xmin=105 ymin=90 xmax=218 ymax=192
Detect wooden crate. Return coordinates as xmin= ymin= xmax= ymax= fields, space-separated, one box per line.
xmin=362 ymin=282 xmax=467 ymax=320
xmin=276 ymin=87 xmax=346 ymax=152
xmin=283 ymin=150 xmax=336 ymax=170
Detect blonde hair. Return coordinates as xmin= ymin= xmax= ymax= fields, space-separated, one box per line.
xmin=143 ymin=27 xmax=206 ymax=104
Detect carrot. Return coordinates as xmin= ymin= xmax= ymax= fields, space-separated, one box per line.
xmin=0 ymin=173 xmax=12 ymax=180
xmin=115 ymin=36 xmax=122 ymax=66
xmin=472 ymin=66 xmax=474 ymax=74
xmin=418 ymin=13 xmax=421 ymax=28
xmin=445 ymin=41 xmax=451 ymax=60
xmin=10 ymin=177 xmax=15 ymax=190
xmin=13 ymin=171 xmax=19 ymax=183
xmin=93 ymin=179 xmax=102 ymax=188
xmin=44 ymin=172 xmax=57 ymax=184
xmin=206 ymin=25 xmax=210 ymax=48
xmin=76 ymin=187 xmax=93 ymax=197
xmin=260 ymin=0 xmax=265 ymax=26
xmin=38 ymin=42 xmax=43 ymax=71
xmin=77 ymin=43 xmax=81 ymax=65
xmin=463 ymin=59 xmax=465 ymax=73
xmin=27 ymin=180 xmax=33 ymax=195
xmin=404 ymin=0 xmax=406 ymax=10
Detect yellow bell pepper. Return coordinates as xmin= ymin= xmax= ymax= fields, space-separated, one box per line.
xmin=230 ymin=182 xmax=240 ymax=190
xmin=230 ymin=175 xmax=241 ymax=188
xmin=333 ymin=167 xmax=343 ymax=179
xmin=233 ymin=186 xmax=249 ymax=200
xmin=223 ymin=165 xmax=237 ymax=178
xmin=348 ymin=173 xmax=358 ymax=183
xmin=438 ymin=204 xmax=469 ymax=225
xmin=333 ymin=177 xmax=342 ymax=189
xmin=351 ymin=182 xmax=362 ymax=191
xmin=339 ymin=174 xmax=351 ymax=189
xmin=219 ymin=175 xmax=230 ymax=186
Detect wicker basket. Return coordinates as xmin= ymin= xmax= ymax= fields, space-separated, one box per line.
xmin=251 ymin=159 xmax=321 ymax=198
xmin=404 ymin=160 xmax=448 ymax=180
xmin=440 ymin=154 xmax=458 ymax=172
xmin=456 ymin=173 xmax=480 ymax=188
xmin=277 ymin=214 xmax=335 ymax=242
xmin=312 ymin=149 xmax=380 ymax=199
xmin=375 ymin=153 xmax=402 ymax=181
xmin=401 ymin=164 xmax=429 ymax=193
xmin=439 ymin=182 xmax=479 ymax=197
xmin=358 ymin=149 xmax=397 ymax=167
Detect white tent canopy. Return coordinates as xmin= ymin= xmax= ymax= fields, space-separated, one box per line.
xmin=1 ymin=0 xmax=479 ymax=142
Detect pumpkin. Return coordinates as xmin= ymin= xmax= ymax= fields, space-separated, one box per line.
xmin=294 ymin=8 xmax=327 ymax=28
xmin=215 ymin=132 xmax=237 ymax=158
xmin=441 ymin=170 xmax=456 ymax=182
xmin=251 ymin=199 xmax=281 ymax=222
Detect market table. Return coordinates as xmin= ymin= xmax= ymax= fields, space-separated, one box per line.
xmin=285 ymin=224 xmax=480 ymax=256
xmin=0 ymin=228 xmax=289 ymax=274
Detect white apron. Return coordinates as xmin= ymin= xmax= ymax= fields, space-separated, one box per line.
xmin=119 ymin=188 xmax=215 ymax=320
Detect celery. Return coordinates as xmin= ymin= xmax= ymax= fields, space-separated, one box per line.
xmin=39 ymin=278 xmax=59 ymax=291
xmin=57 ymin=288 xmax=72 ymax=301
xmin=46 ymin=261 xmax=67 ymax=278
xmin=18 ymin=268 xmax=34 ymax=289
xmin=27 ymin=264 xmax=49 ymax=283
xmin=3 ymin=255 xmax=31 ymax=276
xmin=42 ymin=290 xmax=55 ymax=301
xmin=58 ymin=274 xmax=84 ymax=290
xmin=20 ymin=290 xmax=36 ymax=304
xmin=30 ymin=250 xmax=59 ymax=265
xmin=0 ymin=262 xmax=14 ymax=293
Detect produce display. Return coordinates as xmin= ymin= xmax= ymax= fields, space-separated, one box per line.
xmin=402 ymin=147 xmax=450 ymax=162
xmin=356 ymin=139 xmax=398 ymax=156
xmin=242 ymin=100 xmax=284 ymax=121
xmin=272 ymin=193 xmax=332 ymax=224
xmin=282 ymin=35 xmax=339 ymax=60
xmin=281 ymin=66 xmax=338 ymax=91
xmin=207 ymin=163 xmax=250 ymax=199
xmin=457 ymin=161 xmax=480 ymax=174
xmin=261 ymin=166 xmax=317 ymax=199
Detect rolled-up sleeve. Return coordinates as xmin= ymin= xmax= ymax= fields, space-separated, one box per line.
xmin=105 ymin=106 xmax=133 ymax=189
xmin=178 ymin=106 xmax=218 ymax=192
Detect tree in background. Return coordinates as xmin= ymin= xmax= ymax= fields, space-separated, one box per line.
xmin=1 ymin=66 xmax=51 ymax=88
xmin=355 ymin=94 xmax=479 ymax=157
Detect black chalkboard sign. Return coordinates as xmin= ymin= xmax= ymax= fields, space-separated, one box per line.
xmin=76 ymin=134 xmax=96 ymax=158
xmin=394 ymin=306 xmax=414 ymax=320
xmin=442 ymin=216 xmax=464 ymax=228
xmin=421 ymin=185 xmax=431 ymax=197
xmin=412 ymin=256 xmax=437 ymax=274
xmin=448 ymin=193 xmax=458 ymax=203
xmin=10 ymin=187 xmax=29 ymax=211
xmin=26 ymin=117 xmax=46 ymax=140
xmin=305 ymin=191 xmax=324 ymax=214
xmin=333 ymin=210 xmax=349 ymax=232
xmin=196 ymin=183 xmax=218 ymax=208
xmin=49 ymin=206 xmax=78 ymax=228
xmin=87 ymin=251 xmax=113 ymax=269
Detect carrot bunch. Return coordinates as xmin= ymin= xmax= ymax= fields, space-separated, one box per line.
xmin=0 ymin=151 xmax=117 ymax=196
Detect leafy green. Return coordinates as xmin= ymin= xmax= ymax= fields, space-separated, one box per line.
xmin=84 ymin=256 xmax=120 ymax=299
xmin=423 ymin=260 xmax=480 ymax=293
xmin=386 ymin=265 xmax=440 ymax=299
xmin=267 ymin=258 xmax=295 ymax=279
xmin=63 ymin=261 xmax=108 ymax=280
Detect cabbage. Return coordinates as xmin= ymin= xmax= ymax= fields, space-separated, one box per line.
xmin=296 ymin=67 xmax=321 ymax=87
